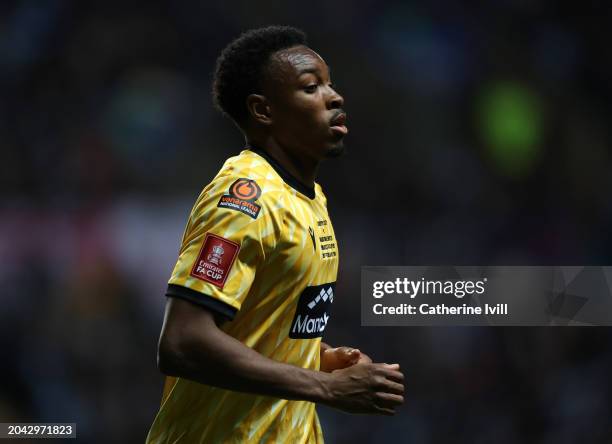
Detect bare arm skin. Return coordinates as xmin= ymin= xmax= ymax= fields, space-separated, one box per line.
xmin=158 ymin=297 xmax=404 ymax=415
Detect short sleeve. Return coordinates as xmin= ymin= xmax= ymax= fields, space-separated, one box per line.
xmin=166 ymin=173 xmax=269 ymax=320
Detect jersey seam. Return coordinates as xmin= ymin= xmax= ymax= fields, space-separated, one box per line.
xmin=166 ymin=284 xmax=239 ymax=320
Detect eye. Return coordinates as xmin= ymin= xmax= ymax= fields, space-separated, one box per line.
xmin=303 ymin=84 xmax=318 ymax=93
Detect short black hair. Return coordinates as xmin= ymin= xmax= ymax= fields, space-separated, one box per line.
xmin=212 ymin=25 xmax=307 ymax=129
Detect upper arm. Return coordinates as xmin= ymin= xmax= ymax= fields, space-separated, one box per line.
xmin=165 ymin=174 xmax=272 ymax=319
xmin=158 ymin=173 xmax=275 ymax=374
xmin=157 ymin=297 xmax=221 ymax=375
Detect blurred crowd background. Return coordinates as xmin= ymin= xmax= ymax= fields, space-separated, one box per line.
xmin=1 ymin=1 xmax=611 ymax=442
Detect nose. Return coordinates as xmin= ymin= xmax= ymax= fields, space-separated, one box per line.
xmin=327 ymin=87 xmax=344 ymax=109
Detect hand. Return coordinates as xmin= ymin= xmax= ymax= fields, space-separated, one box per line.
xmin=322 ymin=363 xmax=404 ymax=415
xmin=320 ymin=347 xmax=372 ymax=373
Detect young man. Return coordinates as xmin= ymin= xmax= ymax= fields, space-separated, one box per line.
xmin=146 ymin=26 xmax=404 ymax=443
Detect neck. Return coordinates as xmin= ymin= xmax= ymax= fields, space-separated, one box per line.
xmin=246 ymin=136 xmax=319 ymax=188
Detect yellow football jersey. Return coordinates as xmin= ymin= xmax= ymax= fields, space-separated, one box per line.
xmin=146 ymin=146 xmax=339 ymax=444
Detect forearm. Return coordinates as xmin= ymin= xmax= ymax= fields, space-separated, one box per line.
xmin=159 ymin=303 xmax=331 ymax=403
xmin=159 ymin=299 xmax=404 ymax=415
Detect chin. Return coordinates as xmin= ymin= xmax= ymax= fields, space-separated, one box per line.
xmin=325 ymin=141 xmax=345 ymax=158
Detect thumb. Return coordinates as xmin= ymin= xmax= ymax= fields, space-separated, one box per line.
xmin=338 ymin=347 xmax=361 ymax=363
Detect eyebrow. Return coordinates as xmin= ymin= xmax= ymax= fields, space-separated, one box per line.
xmin=297 ymin=67 xmax=320 ymax=76
xmin=296 ymin=65 xmax=332 ymax=77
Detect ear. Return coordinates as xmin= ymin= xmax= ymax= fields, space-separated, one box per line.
xmin=246 ymin=94 xmax=272 ymax=126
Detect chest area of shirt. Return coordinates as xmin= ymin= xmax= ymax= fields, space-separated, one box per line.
xmin=281 ymin=199 xmax=338 ymax=267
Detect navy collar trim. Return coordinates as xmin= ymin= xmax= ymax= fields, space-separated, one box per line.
xmin=246 ymin=145 xmax=316 ymax=199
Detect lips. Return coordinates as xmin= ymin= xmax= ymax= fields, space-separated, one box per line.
xmin=330 ymin=113 xmax=348 ymax=136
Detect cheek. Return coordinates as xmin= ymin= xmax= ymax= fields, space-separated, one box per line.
xmin=279 ymin=95 xmax=323 ymax=124
xmin=272 ymin=95 xmax=328 ymax=144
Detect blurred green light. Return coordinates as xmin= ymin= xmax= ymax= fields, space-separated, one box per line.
xmin=478 ymin=82 xmax=543 ymax=178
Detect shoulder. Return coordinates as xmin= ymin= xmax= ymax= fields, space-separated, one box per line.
xmin=193 ymin=150 xmax=286 ymax=222
xmin=219 ymin=150 xmax=293 ymax=207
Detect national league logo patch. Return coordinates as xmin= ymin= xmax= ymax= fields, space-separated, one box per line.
xmin=217 ymin=178 xmax=262 ymax=219
xmin=190 ymin=233 xmax=240 ymax=289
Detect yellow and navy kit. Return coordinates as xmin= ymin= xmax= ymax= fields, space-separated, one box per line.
xmin=146 ymin=146 xmax=339 ymax=443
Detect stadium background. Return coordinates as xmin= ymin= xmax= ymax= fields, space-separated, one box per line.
xmin=2 ymin=1 xmax=612 ymax=442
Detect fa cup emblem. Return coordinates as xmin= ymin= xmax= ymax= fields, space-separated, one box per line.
xmin=207 ymin=244 xmax=225 ymax=265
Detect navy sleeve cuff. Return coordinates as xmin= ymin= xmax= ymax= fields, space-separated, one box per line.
xmin=166 ymin=284 xmax=238 ymax=320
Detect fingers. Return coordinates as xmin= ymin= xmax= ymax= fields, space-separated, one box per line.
xmin=336 ymin=347 xmax=360 ymax=364
xmin=377 ymin=364 xmax=404 ymax=383
xmin=321 ymin=347 xmax=362 ymax=373
xmin=372 ymin=363 xmax=404 ymax=395
xmin=371 ymin=373 xmax=404 ymax=395
xmin=384 ymin=370 xmax=404 ymax=383
xmin=373 ymin=393 xmax=404 ymax=416
xmin=373 ymin=406 xmax=396 ymax=416
xmin=337 ymin=346 xmax=358 ymax=354
xmin=383 ymin=363 xmax=400 ymax=371
xmin=329 ymin=347 xmax=372 ymax=368
xmin=382 ymin=379 xmax=404 ymax=395
xmin=357 ymin=352 xmax=372 ymax=364
xmin=376 ymin=392 xmax=404 ymax=407
xmin=327 ymin=360 xmax=406 ymax=416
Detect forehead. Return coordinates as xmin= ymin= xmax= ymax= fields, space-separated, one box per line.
xmin=266 ymin=45 xmax=328 ymax=83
